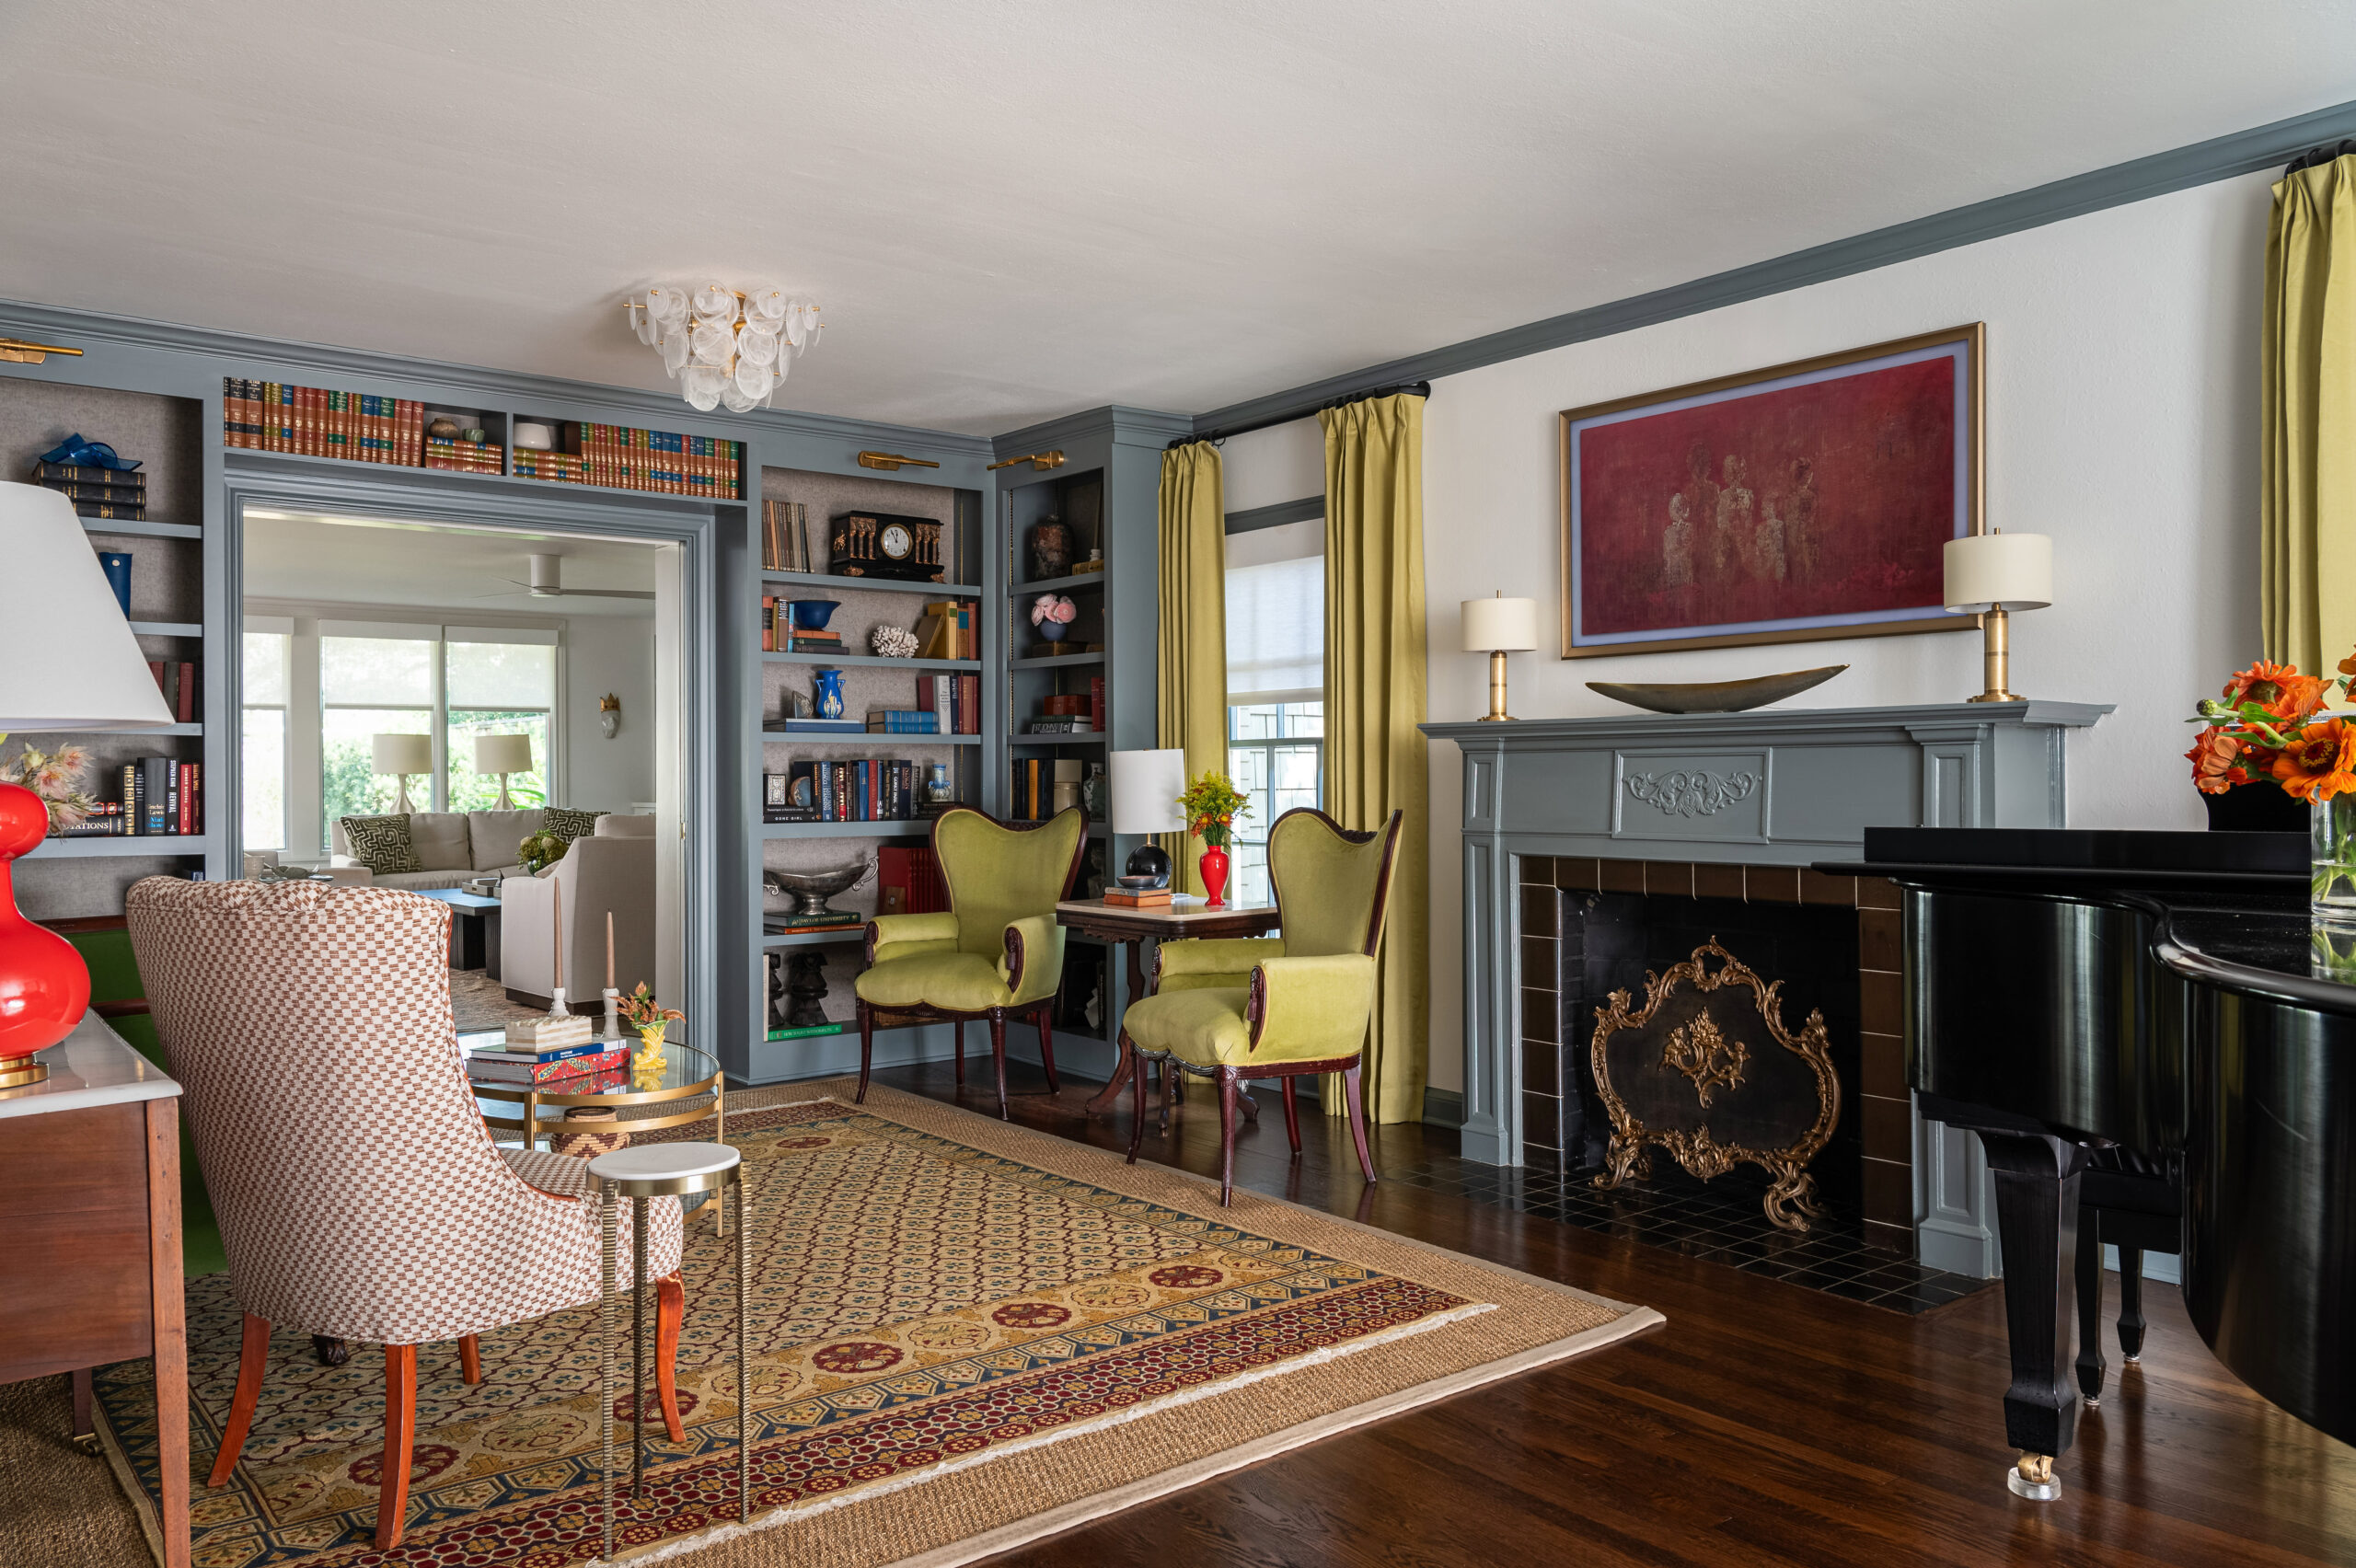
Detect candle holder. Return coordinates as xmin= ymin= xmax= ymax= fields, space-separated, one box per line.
xmin=602 ymin=986 xmax=622 ymax=1042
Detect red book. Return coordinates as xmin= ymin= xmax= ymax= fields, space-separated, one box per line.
xmin=146 ymin=660 xmax=166 ymax=696
xmin=176 ymin=763 xmax=190 ymax=835
xmin=1090 ymin=674 xmax=1104 ymax=732
xmin=176 ymin=662 xmax=196 ymax=723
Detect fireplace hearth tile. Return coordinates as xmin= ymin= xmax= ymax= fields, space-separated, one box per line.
xmin=1519 ymin=854 xmax=1555 ymax=885
xmin=1554 ymin=858 xmax=1601 ymax=892
xmin=1519 ymin=882 xmax=1559 ymax=937
xmin=1692 ymin=862 xmax=1748 ymax=901
xmin=1600 ymin=859 xmax=1647 ymax=894
xmin=1800 ymin=868 xmax=1859 ymax=905
xmin=1745 ymin=865 xmax=1800 ymax=902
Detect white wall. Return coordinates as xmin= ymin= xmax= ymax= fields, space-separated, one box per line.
xmin=1418 ymin=170 xmax=2273 ymax=1096
xmin=565 ymin=619 xmax=658 ymax=813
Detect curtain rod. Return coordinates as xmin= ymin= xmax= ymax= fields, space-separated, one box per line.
xmin=1170 ymin=380 xmax=1431 ymax=450
xmin=2286 ymin=138 xmax=2356 ymax=175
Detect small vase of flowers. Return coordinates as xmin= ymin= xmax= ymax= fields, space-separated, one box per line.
xmin=1030 ymin=593 xmax=1077 ymax=643
xmin=0 ymin=743 xmax=97 ymax=833
xmin=2187 ymin=651 xmax=2356 ymax=922
xmin=1176 ymin=771 xmax=1251 ymax=908
xmin=618 ymin=983 xmax=684 ymax=1076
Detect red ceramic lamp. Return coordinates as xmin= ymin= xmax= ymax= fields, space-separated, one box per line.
xmin=0 ymin=485 xmax=175 ymax=1086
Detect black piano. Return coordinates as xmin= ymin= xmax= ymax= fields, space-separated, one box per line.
xmin=1825 ymin=826 xmax=2354 ymax=1500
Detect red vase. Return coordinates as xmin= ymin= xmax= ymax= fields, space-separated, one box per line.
xmin=1198 ymin=845 xmax=1230 ymax=909
xmin=0 ymin=779 xmax=87 ymax=1084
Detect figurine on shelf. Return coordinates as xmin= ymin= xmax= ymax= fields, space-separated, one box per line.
xmin=871 ymin=625 xmax=918 ymax=659
xmin=785 ymin=952 xmax=830 ymax=1028
xmin=1029 ymin=515 xmax=1070 ymax=581
xmin=814 ymin=667 xmax=847 ymax=719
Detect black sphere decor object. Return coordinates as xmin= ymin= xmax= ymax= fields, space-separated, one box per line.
xmin=2202 ymin=778 xmax=2310 ymax=832
xmin=1123 ymin=842 xmax=1172 ymax=889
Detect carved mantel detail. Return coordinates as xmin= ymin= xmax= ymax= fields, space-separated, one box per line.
xmin=1624 ymin=769 xmax=1760 ymax=817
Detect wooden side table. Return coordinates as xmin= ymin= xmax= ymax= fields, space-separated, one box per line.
xmin=1054 ymin=899 xmax=1282 ymax=1114
xmin=0 ymin=1014 xmax=190 ymax=1568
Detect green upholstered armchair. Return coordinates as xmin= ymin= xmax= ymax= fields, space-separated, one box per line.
xmin=854 ymin=805 xmax=1089 ymax=1117
xmin=1120 ymin=806 xmax=1403 ymax=1204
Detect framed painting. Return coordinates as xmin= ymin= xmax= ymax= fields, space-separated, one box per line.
xmin=1559 ymin=322 xmax=1982 ymax=658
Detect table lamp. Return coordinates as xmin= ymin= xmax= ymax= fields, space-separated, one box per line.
xmin=372 ymin=732 xmax=433 ymax=813
xmin=1944 ymin=530 xmax=2052 ymax=703
xmin=1110 ymin=748 xmax=1186 ymax=889
xmin=0 ymin=486 xmax=175 ymax=1086
xmin=1462 ymin=593 xmax=1539 ymax=721
xmin=474 ymin=733 xmax=534 ymax=809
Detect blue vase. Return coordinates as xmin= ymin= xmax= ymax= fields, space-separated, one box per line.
xmin=1038 ymin=618 xmax=1068 ymax=642
xmin=814 ymin=668 xmax=847 ymax=720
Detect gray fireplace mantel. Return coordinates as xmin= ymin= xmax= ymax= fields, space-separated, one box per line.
xmin=1419 ymin=700 xmax=2110 ymax=1270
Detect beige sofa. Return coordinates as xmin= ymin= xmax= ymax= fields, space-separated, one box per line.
xmin=499 ymin=814 xmax=658 ymax=1010
xmin=330 ymin=808 xmax=549 ymax=891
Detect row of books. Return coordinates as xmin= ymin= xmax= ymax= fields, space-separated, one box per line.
xmin=146 ymin=660 xmax=200 ymax=724
xmin=30 ymin=460 xmax=151 ymax=522
xmin=915 ymin=601 xmax=976 ymax=661
xmin=877 ymin=844 xmax=952 ymax=916
xmin=917 ymin=673 xmax=983 ymax=734
xmin=51 ymin=757 xmax=202 ymax=837
xmin=1009 ymin=757 xmax=1081 ymax=823
xmin=520 ymin=422 xmax=742 ymax=498
xmin=763 ymin=501 xmax=816 ymax=571
xmin=422 ymin=437 xmax=504 ymax=475
xmin=764 ymin=759 xmax=931 ymax=823
xmin=220 ymin=378 xmax=425 ymax=465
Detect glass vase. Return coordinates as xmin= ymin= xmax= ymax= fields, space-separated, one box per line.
xmin=2313 ymin=794 xmax=2356 ymax=925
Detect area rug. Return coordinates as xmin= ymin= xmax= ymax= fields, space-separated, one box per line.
xmin=94 ymin=1079 xmax=1662 ymax=1567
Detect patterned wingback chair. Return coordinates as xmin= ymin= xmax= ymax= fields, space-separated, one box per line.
xmin=1118 ymin=807 xmax=1404 ymax=1205
xmin=124 ymin=876 xmax=686 ymax=1551
xmin=853 ymin=806 xmax=1089 ymax=1118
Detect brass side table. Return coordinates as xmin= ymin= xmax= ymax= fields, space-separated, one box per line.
xmin=470 ymin=1039 xmax=733 ymax=1233
xmin=591 ymin=1141 xmax=750 ymax=1560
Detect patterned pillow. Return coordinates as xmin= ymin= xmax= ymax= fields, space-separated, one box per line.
xmin=341 ymin=814 xmax=422 ymax=874
xmin=539 ymin=807 xmax=607 ymax=845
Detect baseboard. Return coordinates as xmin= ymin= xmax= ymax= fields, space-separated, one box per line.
xmin=1422 ymin=1088 xmax=1466 ymax=1128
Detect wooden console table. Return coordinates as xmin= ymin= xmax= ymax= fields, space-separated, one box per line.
xmin=0 ymin=1013 xmax=189 ymax=1567
xmin=1054 ymin=898 xmax=1281 ymax=1114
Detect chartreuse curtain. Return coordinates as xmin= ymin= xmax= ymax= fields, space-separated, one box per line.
xmin=2262 ymin=152 xmax=2356 ymax=672
xmin=1319 ymin=393 xmax=1429 ymax=1124
xmin=1157 ymin=441 xmax=1227 ymax=895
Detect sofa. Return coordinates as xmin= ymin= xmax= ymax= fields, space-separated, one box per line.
xmin=329 ymin=808 xmax=549 ymax=891
xmin=499 ymin=814 xmax=658 ymax=1010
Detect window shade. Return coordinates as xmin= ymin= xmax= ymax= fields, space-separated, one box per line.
xmin=1225 ymin=554 xmax=1323 ymax=706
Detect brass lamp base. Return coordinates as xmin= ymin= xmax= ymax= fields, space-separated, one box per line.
xmin=1478 ymin=648 xmax=1515 ymax=721
xmin=1965 ymin=606 xmax=2027 ymax=703
xmin=0 ymin=1059 xmax=50 ymax=1089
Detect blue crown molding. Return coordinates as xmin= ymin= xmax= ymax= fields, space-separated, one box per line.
xmin=990 ymin=403 xmax=1195 ymax=459
xmin=0 ymin=296 xmax=995 ymax=458
xmin=1189 ymin=95 xmax=2356 ymax=435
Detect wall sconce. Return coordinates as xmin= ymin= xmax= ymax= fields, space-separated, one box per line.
xmin=987 ymin=450 xmax=1067 ymax=472
xmin=857 ymin=451 xmax=941 ymax=471
xmin=599 ymin=693 xmax=621 ymax=739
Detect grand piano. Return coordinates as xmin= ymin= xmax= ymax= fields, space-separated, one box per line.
xmin=1827 ymin=826 xmax=2353 ymax=1500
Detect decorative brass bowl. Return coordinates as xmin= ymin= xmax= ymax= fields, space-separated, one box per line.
xmin=1586 ymin=664 xmax=1848 ymax=715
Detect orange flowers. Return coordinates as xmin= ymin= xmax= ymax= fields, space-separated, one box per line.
xmin=2185 ymin=728 xmax=2252 ymax=795
xmin=2221 ymin=660 xmax=2329 ymax=723
xmin=2270 ymin=719 xmax=2356 ymax=801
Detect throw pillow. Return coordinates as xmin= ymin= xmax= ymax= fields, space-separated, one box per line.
xmin=341 ymin=814 xmax=422 ymax=874
xmin=540 ymin=807 xmax=606 ymax=845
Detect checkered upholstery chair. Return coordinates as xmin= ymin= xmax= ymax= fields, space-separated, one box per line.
xmin=125 ymin=876 xmax=686 ymax=1551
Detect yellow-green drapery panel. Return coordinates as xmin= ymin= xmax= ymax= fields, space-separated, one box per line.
xmin=1157 ymin=441 xmax=1228 ymax=895
xmin=2262 ymin=152 xmax=2356 ymax=673
xmin=1319 ymin=393 xmax=1429 ymax=1124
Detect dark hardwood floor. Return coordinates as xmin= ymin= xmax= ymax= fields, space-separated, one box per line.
xmin=874 ymin=1057 xmax=2356 ymax=1568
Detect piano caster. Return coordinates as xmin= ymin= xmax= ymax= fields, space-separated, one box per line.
xmin=2007 ymin=1452 xmax=2062 ymax=1503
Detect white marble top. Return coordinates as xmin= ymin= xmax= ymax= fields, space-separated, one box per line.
xmin=0 ymin=1012 xmax=180 ymax=1120
xmin=589 ymin=1140 xmax=741 ymax=1186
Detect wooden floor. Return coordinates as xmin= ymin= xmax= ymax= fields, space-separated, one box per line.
xmin=877 ymin=1056 xmax=2356 ymax=1568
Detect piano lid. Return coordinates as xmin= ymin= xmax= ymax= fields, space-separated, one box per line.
xmin=1831 ymin=826 xmax=2304 ymax=886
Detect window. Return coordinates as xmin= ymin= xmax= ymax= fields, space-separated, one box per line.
xmin=1227 ymin=701 xmax=1322 ymax=907
xmin=446 ymin=640 xmax=555 ymax=809
xmin=241 ymin=628 xmax=290 ymax=850
xmin=321 ymin=633 xmax=435 ymax=822
xmin=1224 ymin=516 xmax=1325 ymax=907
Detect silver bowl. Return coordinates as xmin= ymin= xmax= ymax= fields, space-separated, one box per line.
xmin=1586 ymin=664 xmax=1848 ymax=715
xmin=767 ymin=859 xmax=874 ymax=919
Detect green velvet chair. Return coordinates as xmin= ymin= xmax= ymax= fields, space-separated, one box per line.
xmin=1121 ymin=806 xmax=1403 ymax=1204
xmin=855 ymin=805 xmax=1089 ymax=1117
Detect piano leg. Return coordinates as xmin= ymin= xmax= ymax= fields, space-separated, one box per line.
xmin=2073 ymin=1208 xmax=2107 ymax=1408
xmin=1978 ymin=1129 xmax=2090 ymax=1502
xmin=2116 ymin=1243 xmax=2146 ymax=1362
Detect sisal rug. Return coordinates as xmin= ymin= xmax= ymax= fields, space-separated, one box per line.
xmin=94 ymin=1080 xmax=1661 ymax=1567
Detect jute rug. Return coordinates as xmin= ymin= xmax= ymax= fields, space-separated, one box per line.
xmin=93 ymin=1079 xmax=1661 ymax=1567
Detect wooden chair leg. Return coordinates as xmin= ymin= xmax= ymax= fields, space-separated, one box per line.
xmin=1217 ymin=1069 xmax=1240 ymax=1205
xmin=458 ymin=1333 xmax=482 ymax=1385
xmin=1037 ymin=1004 xmax=1060 ymax=1093
xmin=1280 ymin=1078 xmax=1303 ymax=1155
xmin=69 ymin=1367 xmax=94 ymax=1450
xmin=1341 ymin=1061 xmax=1378 ymax=1186
xmin=954 ymin=1018 xmax=964 ymax=1085
xmin=375 ymin=1343 xmax=417 ymax=1551
xmin=2073 ymin=1207 xmax=2107 ymax=1406
xmin=655 ymin=1272 xmax=687 ymax=1443
xmin=2117 ymin=1243 xmax=2147 ymax=1361
xmin=988 ymin=1009 xmax=1010 ymax=1119
xmin=1126 ymin=1040 xmax=1148 ymax=1165
xmin=208 ymin=1312 xmax=271 ymax=1487
xmin=1157 ymin=1059 xmax=1172 ymax=1131
xmin=856 ymin=1000 xmax=873 ymax=1102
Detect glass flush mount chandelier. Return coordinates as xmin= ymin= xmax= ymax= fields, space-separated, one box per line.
xmin=626 ymin=284 xmax=822 ymax=412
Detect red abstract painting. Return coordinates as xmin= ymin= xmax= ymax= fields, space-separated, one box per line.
xmin=1562 ymin=329 xmax=1979 ymax=655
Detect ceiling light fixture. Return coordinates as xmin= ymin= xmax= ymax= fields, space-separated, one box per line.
xmin=625 ymin=285 xmax=821 ymax=413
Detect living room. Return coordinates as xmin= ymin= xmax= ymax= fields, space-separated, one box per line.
xmin=2 ymin=7 xmax=2354 ymax=1568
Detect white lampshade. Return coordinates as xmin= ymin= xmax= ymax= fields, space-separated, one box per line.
xmin=372 ymin=733 xmax=433 ymax=775
xmin=1462 ymin=594 xmax=1540 ymax=652
xmin=1110 ymin=748 xmax=1186 ymax=835
xmin=1944 ymin=532 xmax=2053 ymax=612
xmin=474 ymin=733 xmax=534 ymax=774
xmin=0 ymin=487 xmax=174 ymax=731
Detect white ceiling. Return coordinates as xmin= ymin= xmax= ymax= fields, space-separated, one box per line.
xmin=4 ymin=2 xmax=2350 ymax=435
xmin=242 ymin=513 xmax=658 ymax=619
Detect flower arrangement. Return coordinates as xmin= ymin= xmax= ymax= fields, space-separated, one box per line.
xmin=619 ymin=982 xmax=684 ymax=1032
xmin=871 ymin=625 xmax=919 ymax=659
xmin=2186 ymin=653 xmax=2356 ymax=801
xmin=1029 ymin=594 xmax=1078 ymax=637
xmin=1176 ymin=771 xmax=1250 ymax=849
xmin=517 ymin=831 xmax=566 ymax=873
xmin=2 ymin=743 xmax=96 ymax=831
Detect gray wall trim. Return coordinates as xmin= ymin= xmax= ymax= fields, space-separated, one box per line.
xmin=1186 ymin=96 xmax=2356 ymax=436
xmin=991 ymin=404 xmax=1195 ymax=457
xmin=1225 ymin=495 xmax=1322 ymax=535
xmin=1422 ymin=1088 xmax=1466 ymax=1129
xmin=0 ymin=297 xmax=994 ymax=459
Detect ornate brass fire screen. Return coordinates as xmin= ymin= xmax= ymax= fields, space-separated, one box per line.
xmin=1588 ymin=938 xmax=1841 ymax=1230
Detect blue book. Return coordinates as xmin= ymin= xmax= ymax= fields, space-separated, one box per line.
xmin=775 ymin=719 xmax=864 ymax=733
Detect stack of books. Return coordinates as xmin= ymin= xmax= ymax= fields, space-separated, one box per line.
xmin=866 ymin=709 xmax=939 ymax=734
xmin=916 ymin=601 xmax=976 ymax=660
xmin=764 ymin=908 xmax=863 ymax=938
xmin=220 ymin=379 xmax=425 ymax=465
xmin=423 ymin=437 xmax=504 ymax=475
xmin=1103 ymin=885 xmax=1172 ymax=909
xmin=510 ymin=448 xmax=586 ymax=482
xmin=52 ymin=802 xmax=126 ymax=838
xmin=465 ymin=1030 xmax=629 ymax=1085
xmin=30 ymin=459 xmax=147 ymax=521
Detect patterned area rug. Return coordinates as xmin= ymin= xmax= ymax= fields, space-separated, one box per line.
xmin=95 ymin=1080 xmax=1659 ymax=1568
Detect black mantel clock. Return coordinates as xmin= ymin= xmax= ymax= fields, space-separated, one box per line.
xmin=829 ymin=511 xmax=947 ymax=582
